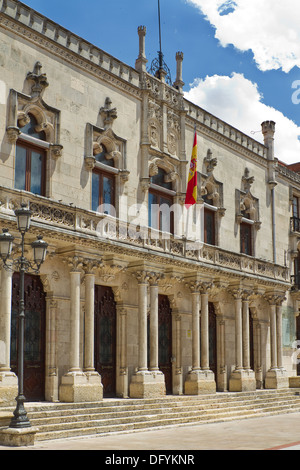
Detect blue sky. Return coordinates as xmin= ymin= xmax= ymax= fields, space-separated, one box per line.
xmin=22 ymin=0 xmax=300 ymax=164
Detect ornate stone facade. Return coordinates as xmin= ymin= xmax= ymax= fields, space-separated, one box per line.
xmin=0 ymin=0 xmax=299 ymax=406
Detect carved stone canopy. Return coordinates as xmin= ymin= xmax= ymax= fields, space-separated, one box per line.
xmin=199 ymin=151 xmax=223 ymax=208
xmin=236 ymin=168 xmax=260 ymax=226
xmin=6 ymin=62 xmax=62 ymax=155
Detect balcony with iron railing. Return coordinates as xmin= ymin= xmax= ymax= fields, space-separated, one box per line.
xmin=290 ymin=216 xmax=300 ymax=233
xmin=0 ymin=186 xmax=290 ymax=285
xmin=291 ymin=273 xmax=300 ymax=290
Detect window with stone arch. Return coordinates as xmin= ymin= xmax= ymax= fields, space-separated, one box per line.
xmin=199 ymin=149 xmax=225 ymax=246
xmin=236 ymin=168 xmax=261 ymax=257
xmin=6 ymin=62 xmax=62 ymax=198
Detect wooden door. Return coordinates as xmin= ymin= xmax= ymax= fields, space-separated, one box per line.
xmin=94 ymin=285 xmax=116 ymax=397
xmin=11 ymin=273 xmax=46 ymax=401
xmin=158 ymin=295 xmax=172 ymax=394
xmin=208 ymin=302 xmax=217 ymax=376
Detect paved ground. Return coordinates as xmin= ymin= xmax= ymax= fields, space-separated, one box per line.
xmin=1 ymin=412 xmax=300 ymax=451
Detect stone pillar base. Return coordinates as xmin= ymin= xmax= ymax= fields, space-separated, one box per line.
xmin=0 ymin=426 xmax=38 ymax=447
xmin=0 ymin=372 xmax=18 ymax=406
xmin=184 ymin=369 xmax=216 ymax=395
xmin=265 ymin=368 xmax=289 ymax=389
xmin=129 ymin=371 xmax=166 ymax=398
xmin=59 ymin=371 xmax=103 ymax=403
xmin=229 ymin=369 xmax=256 ymax=392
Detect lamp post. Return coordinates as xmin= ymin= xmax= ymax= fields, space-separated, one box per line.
xmin=0 ymin=203 xmax=48 ymax=428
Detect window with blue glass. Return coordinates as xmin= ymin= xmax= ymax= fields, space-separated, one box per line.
xmin=92 ymin=145 xmax=115 ymax=214
xmin=15 ymin=114 xmax=46 ymax=195
xmin=149 ymin=168 xmax=174 ymax=233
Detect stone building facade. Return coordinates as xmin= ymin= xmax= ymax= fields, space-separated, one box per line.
xmin=0 ymin=0 xmax=299 ymax=405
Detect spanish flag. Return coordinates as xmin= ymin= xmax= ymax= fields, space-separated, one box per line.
xmin=185 ymin=131 xmax=198 ymax=208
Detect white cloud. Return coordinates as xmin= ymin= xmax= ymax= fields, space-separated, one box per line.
xmin=184 ymin=72 xmax=300 ymax=164
xmin=187 ymin=0 xmax=300 ymax=72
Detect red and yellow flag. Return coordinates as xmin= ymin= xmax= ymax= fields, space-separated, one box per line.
xmin=185 ymin=131 xmax=198 ymax=208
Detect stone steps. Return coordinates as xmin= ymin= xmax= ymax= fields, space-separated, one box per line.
xmin=1 ymin=389 xmax=300 ymax=442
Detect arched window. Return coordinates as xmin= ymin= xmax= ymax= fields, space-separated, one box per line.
xmin=92 ymin=144 xmax=115 ymax=215
xmin=149 ymin=167 xmax=174 ymax=233
xmin=15 ymin=114 xmax=46 ymax=196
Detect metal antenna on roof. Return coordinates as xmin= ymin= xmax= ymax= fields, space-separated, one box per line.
xmin=148 ymin=0 xmax=172 ymax=85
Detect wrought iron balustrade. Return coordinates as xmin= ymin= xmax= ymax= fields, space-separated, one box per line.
xmin=290 ymin=216 xmax=300 ymax=233
xmin=291 ymin=273 xmax=300 ymax=290
xmin=0 ymin=187 xmax=289 ymax=283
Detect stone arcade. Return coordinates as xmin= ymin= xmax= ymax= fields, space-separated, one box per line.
xmin=0 ymin=0 xmax=300 ymax=414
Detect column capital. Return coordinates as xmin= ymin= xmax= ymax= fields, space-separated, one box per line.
xmin=133 ymin=270 xmax=151 ymax=284
xmin=67 ymin=255 xmax=84 ymax=273
xmin=264 ymin=292 xmax=286 ymax=306
xmin=229 ymin=287 xmax=243 ymax=300
xmin=83 ymin=258 xmax=103 ymax=275
xmin=148 ymin=272 xmax=164 ymax=286
xmin=186 ymin=280 xmax=202 ymax=293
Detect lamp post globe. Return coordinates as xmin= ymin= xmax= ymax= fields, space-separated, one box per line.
xmin=0 ymin=228 xmax=14 ymax=262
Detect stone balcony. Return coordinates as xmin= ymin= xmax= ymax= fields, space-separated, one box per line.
xmin=0 ymin=187 xmax=289 ymax=285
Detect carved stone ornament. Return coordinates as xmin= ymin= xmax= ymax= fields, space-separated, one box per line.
xmin=6 ymin=126 xmax=21 ymax=144
xmin=199 ymin=150 xmax=224 ymax=209
xmin=236 ymin=168 xmax=260 ymax=225
xmin=26 ymin=61 xmax=49 ymax=99
xmin=204 ymin=149 xmax=218 ymax=175
xmin=100 ymin=97 xmax=118 ymax=128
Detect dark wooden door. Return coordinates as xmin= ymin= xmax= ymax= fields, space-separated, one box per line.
xmin=158 ymin=295 xmax=172 ymax=394
xmin=208 ymin=302 xmax=217 ymax=376
xmin=11 ymin=273 xmax=46 ymax=401
xmin=94 ymin=285 xmax=116 ymax=397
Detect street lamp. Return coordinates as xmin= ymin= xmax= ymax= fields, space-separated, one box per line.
xmin=0 ymin=203 xmax=48 ymax=428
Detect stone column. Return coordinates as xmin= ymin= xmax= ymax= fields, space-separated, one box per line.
xmin=200 ymin=289 xmax=209 ymax=370
xmin=254 ymin=318 xmax=263 ymax=389
xmin=276 ymin=303 xmax=284 ymax=370
xmin=265 ymin=294 xmax=288 ymax=389
xmin=45 ymin=297 xmax=58 ymax=402
xmin=149 ymin=277 xmax=159 ymax=371
xmin=191 ymin=288 xmax=201 ymax=371
xmin=184 ymin=280 xmax=216 ymax=394
xmin=0 ymin=266 xmax=18 ymax=405
xmin=242 ymin=293 xmax=251 ymax=370
xmin=218 ymin=318 xmax=227 ymax=391
xmin=173 ymin=312 xmax=183 ymax=394
xmin=229 ymin=288 xmax=255 ymax=391
xmin=84 ymin=273 xmax=95 ymax=373
xmin=129 ymin=270 xmax=165 ymax=398
xmin=59 ymin=256 xmax=102 ymax=402
xmin=69 ymin=268 xmax=82 ymax=373
xmin=270 ymin=302 xmax=278 ymax=370
xmin=116 ymin=305 xmax=128 ymax=397
xmin=138 ymin=275 xmax=148 ymax=372
xmin=82 ymin=266 xmax=103 ymax=399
